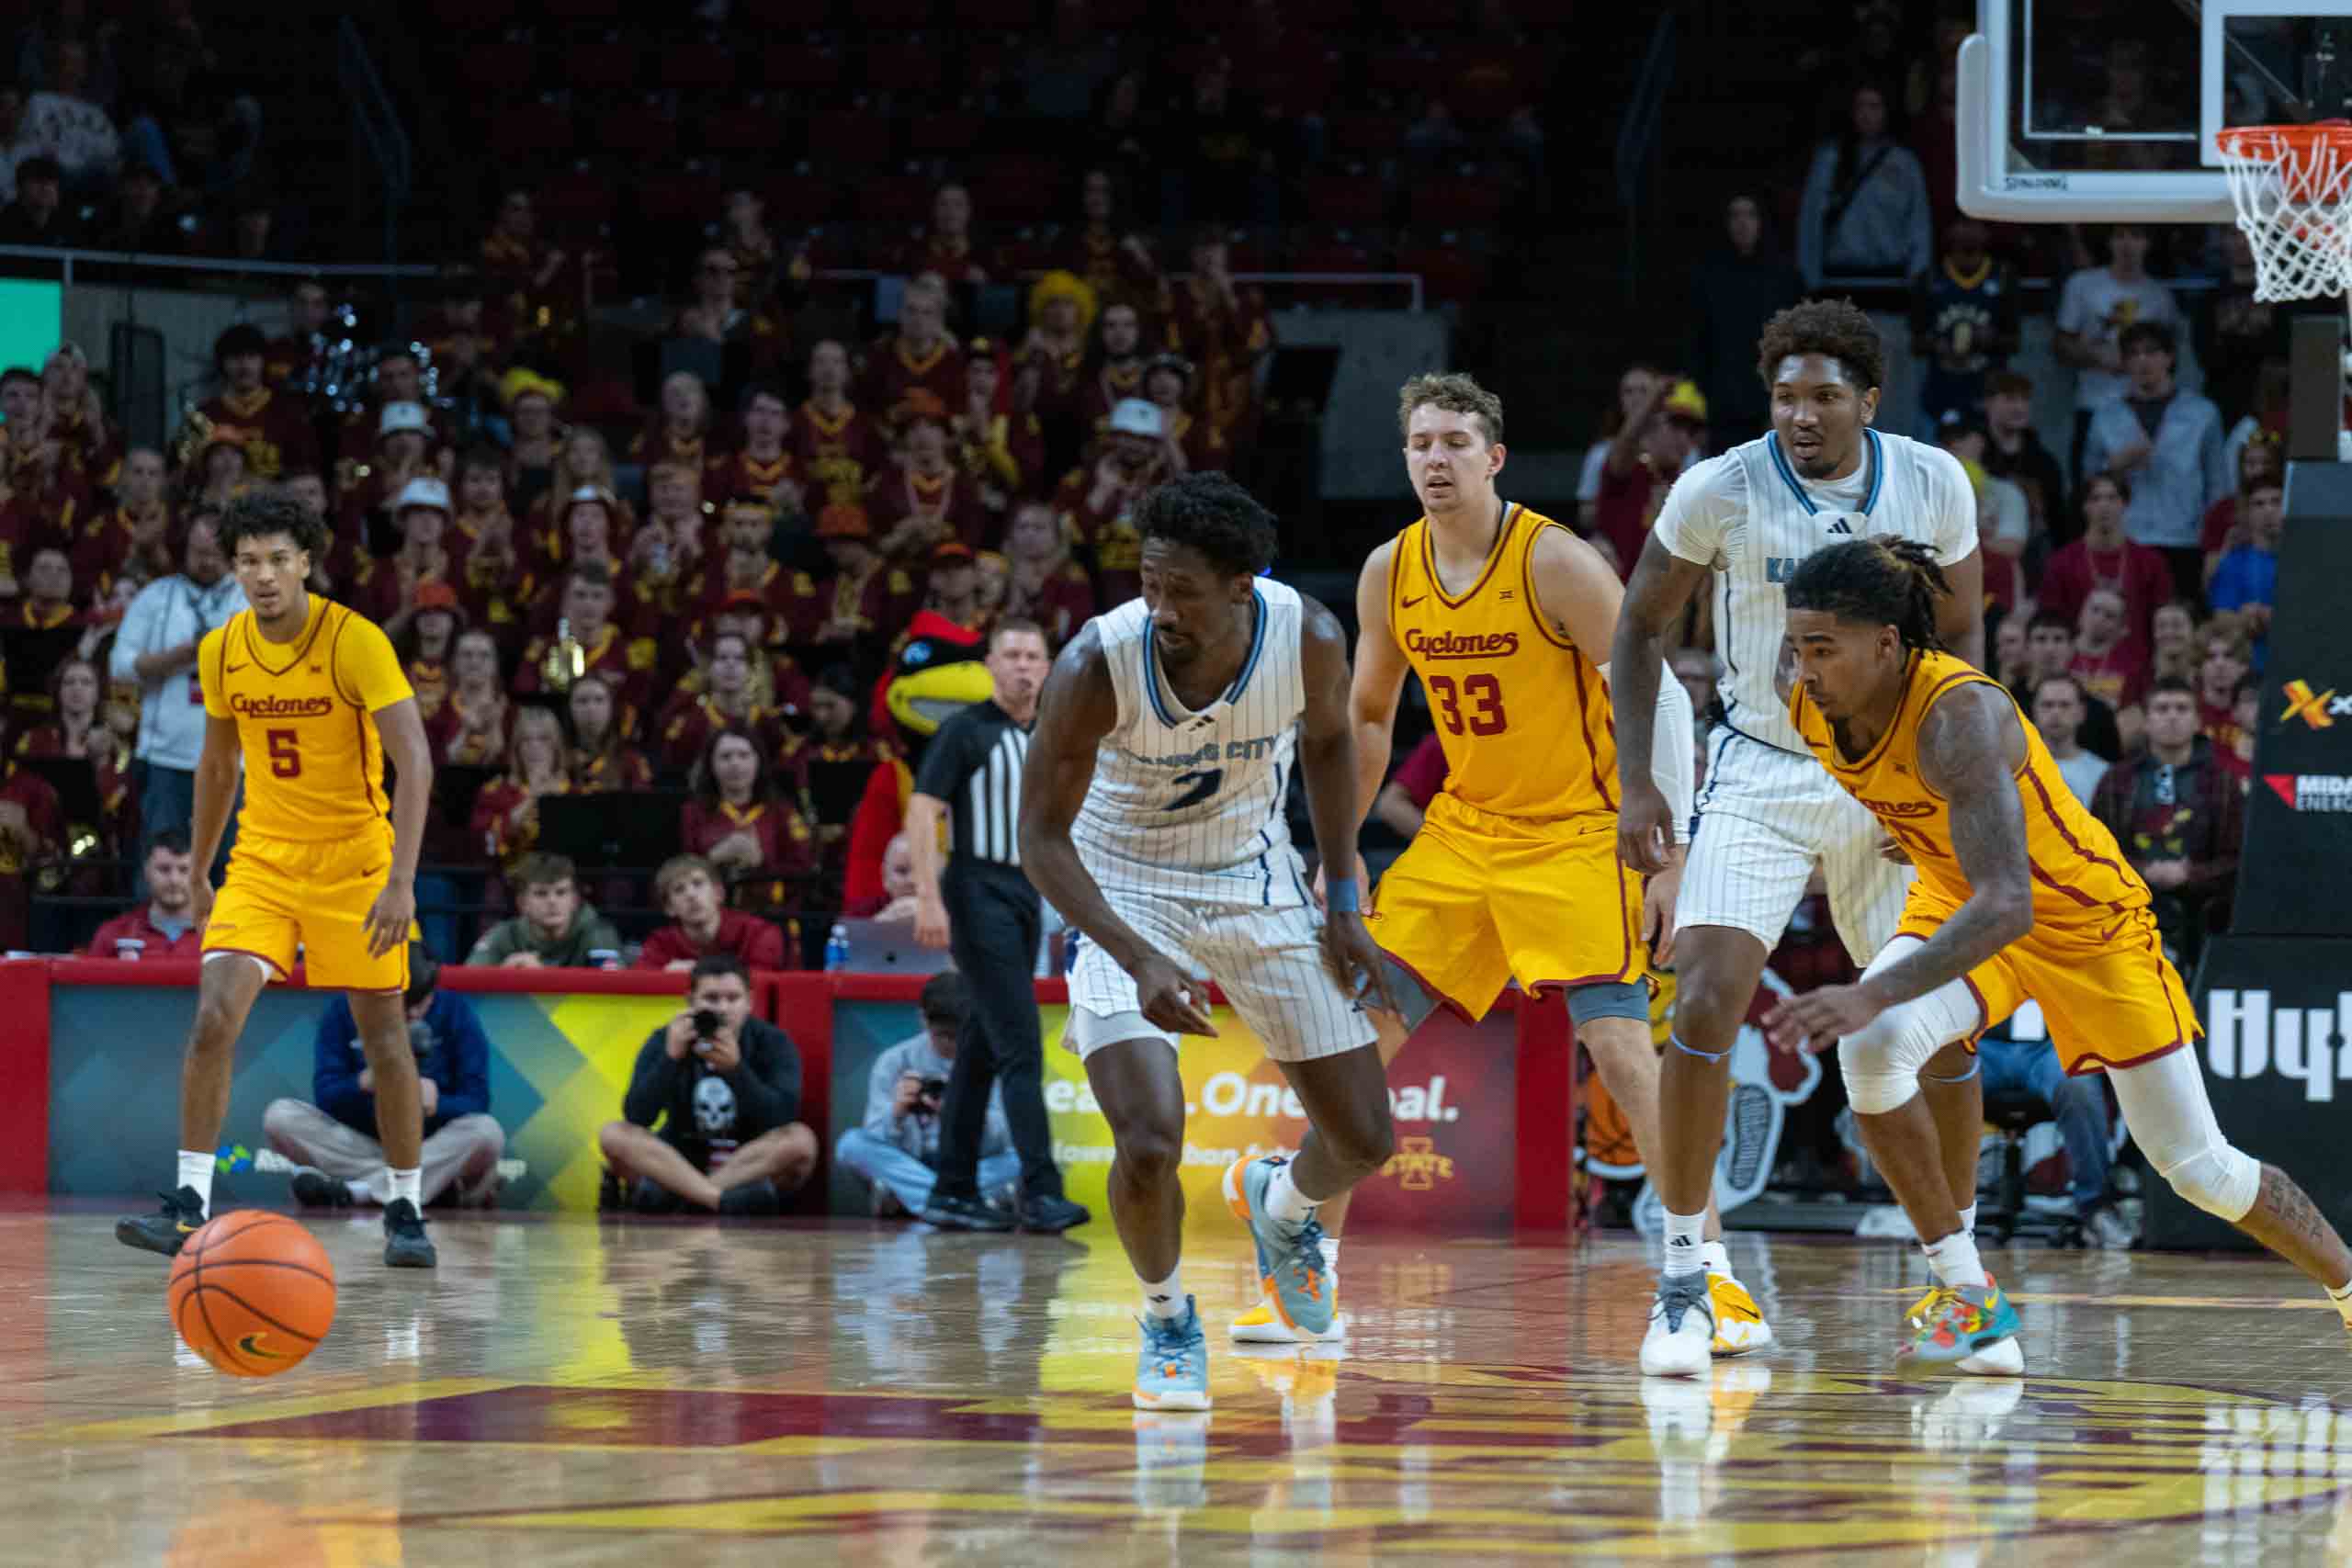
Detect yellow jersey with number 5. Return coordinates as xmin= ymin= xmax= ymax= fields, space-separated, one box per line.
xmin=1385 ymin=503 xmax=1618 ymax=823
xmin=199 ymin=594 xmax=413 ymax=843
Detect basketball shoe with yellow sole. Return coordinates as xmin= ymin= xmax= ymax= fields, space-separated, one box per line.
xmin=1701 ymin=1243 xmax=1773 ymax=1357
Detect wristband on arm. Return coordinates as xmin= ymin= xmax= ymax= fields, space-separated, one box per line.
xmin=1324 ymin=877 xmax=1361 ymax=914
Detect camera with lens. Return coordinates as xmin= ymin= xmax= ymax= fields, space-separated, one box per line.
xmin=918 ymin=1076 xmax=948 ymax=1111
xmin=690 ymin=1008 xmax=726 ymax=1050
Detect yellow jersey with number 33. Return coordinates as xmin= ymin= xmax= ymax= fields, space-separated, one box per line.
xmin=199 ymin=594 xmax=413 ymax=843
xmin=1385 ymin=502 xmax=1619 ymax=823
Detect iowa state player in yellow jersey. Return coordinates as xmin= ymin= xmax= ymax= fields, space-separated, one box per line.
xmin=1767 ymin=537 xmax=2352 ymax=1371
xmin=116 ymin=493 xmax=441 ymax=1270
xmin=1233 ymin=372 xmax=1771 ymax=1350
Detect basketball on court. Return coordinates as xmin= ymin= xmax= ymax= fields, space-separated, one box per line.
xmin=166 ymin=1213 xmax=336 ymax=1378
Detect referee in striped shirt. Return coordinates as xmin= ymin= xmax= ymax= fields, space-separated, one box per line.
xmin=907 ymin=618 xmax=1089 ymax=1233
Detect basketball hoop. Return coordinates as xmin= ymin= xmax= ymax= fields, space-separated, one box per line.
xmin=2217 ymin=121 xmax=2352 ymax=305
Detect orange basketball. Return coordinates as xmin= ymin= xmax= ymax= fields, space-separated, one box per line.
xmin=166 ymin=1212 xmax=336 ymax=1377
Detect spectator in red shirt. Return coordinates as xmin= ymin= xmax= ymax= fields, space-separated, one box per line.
xmin=424 ymin=629 xmax=513 ymax=769
xmin=0 ymin=754 xmax=61 ymax=950
xmin=85 ymin=828 xmax=202 ymax=958
xmin=1143 ymin=353 xmax=1227 ymax=473
xmin=2039 ymin=472 xmax=2172 ymax=650
xmin=999 ymin=499 xmax=1095 ymax=649
xmin=2090 ymin=677 xmax=2245 ymax=964
xmin=810 ymin=502 xmax=920 ymax=668
xmin=846 ymin=830 xmax=925 ymax=920
xmin=1055 ymin=399 xmax=1174 ymax=606
xmin=1592 ymin=378 xmax=1705 ymax=577
xmin=567 ymin=672 xmax=654 ymax=791
xmin=901 ymin=182 xmax=990 ymax=284
xmin=16 ymin=654 xmax=136 ymax=858
xmin=870 ymin=412 xmax=986 ymax=560
xmin=187 ymin=323 xmax=319 ymax=483
xmin=2150 ymin=598 xmax=2199 ymax=684
xmin=2068 ymin=586 xmax=2151 ymax=749
xmin=680 ymin=728 xmax=819 ymax=914
xmin=469 ymin=705 xmax=571 ymax=873
xmin=630 ymin=370 xmax=721 ymax=473
xmin=70 ymin=444 xmax=173 ymax=600
xmin=514 ymin=565 xmax=656 ymax=724
xmin=1372 ymin=731 xmax=1448 ymax=839
xmin=2195 ymin=615 xmax=2256 ymax=784
xmin=951 ymin=342 xmax=1044 ymax=529
xmin=2199 ymin=431 xmax=2281 ymax=584
xmin=706 ymin=383 xmax=801 ymax=518
xmin=390 ymin=581 xmax=464 ymax=726
xmin=356 ymin=477 xmax=458 ymax=631
xmin=636 ymin=853 xmax=790 ymax=972
xmin=794 ymin=340 xmax=890 ymax=510
xmin=653 ymin=630 xmax=787 ymax=775
xmin=1077 ymin=299 xmax=1155 ymax=438
xmin=861 ymin=277 xmax=965 ymax=417
xmin=1168 ymin=228 xmax=1273 ymax=453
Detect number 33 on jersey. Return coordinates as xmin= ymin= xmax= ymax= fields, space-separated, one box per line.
xmin=1387 ymin=503 xmax=1621 ymax=818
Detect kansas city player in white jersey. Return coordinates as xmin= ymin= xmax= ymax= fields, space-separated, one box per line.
xmin=1611 ymin=299 xmax=1987 ymax=1376
xmin=1021 ymin=472 xmax=1397 ymax=1412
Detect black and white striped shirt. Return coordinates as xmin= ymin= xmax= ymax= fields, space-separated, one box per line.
xmin=914 ymin=698 xmax=1032 ymax=869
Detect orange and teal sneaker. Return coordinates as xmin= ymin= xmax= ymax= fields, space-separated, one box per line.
xmin=1222 ymin=1154 xmax=1334 ymax=1337
xmin=1901 ymin=1280 xmax=2024 ymax=1375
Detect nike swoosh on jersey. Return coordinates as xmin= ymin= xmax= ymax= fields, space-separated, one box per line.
xmin=1401 ymin=594 xmax=1426 ymax=607
xmin=225 ymin=662 xmax=247 ymax=672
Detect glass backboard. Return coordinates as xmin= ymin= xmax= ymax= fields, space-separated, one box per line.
xmin=1960 ymin=1 xmax=2352 ymax=222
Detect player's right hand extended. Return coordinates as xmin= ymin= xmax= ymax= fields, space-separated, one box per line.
xmin=1134 ymin=953 xmax=1217 ymax=1037
xmin=1617 ymin=782 xmax=1676 ymax=876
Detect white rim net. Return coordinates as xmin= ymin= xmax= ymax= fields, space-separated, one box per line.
xmin=2218 ymin=126 xmax=2352 ymax=303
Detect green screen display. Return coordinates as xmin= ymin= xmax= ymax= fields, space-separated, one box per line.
xmin=0 ymin=279 xmax=62 ymax=391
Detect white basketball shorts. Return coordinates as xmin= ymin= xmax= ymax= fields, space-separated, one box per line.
xmin=1066 ymin=891 xmax=1379 ymax=1062
xmin=1677 ymin=727 xmax=1912 ymax=966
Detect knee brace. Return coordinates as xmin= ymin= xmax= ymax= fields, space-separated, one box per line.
xmin=2155 ymin=1141 xmax=2262 ymax=1223
xmin=1837 ymin=1000 xmax=1954 ymax=1116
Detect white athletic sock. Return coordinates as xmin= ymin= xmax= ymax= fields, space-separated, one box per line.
xmin=1661 ymin=1209 xmax=1707 ymax=1279
xmin=388 ymin=1168 xmax=423 ymax=1210
xmin=1265 ymin=1160 xmax=1317 ymax=1224
xmin=1959 ymin=1202 xmax=1978 ymax=1237
xmin=1923 ymin=1229 xmax=1989 ymax=1290
xmin=1698 ymin=1239 xmax=1733 ymax=1279
xmin=2327 ymin=1278 xmax=2352 ymax=1327
xmin=1140 ymin=1269 xmax=1186 ymax=1319
xmin=176 ymin=1150 xmax=214 ymax=1212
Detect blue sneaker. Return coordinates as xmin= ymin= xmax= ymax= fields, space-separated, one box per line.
xmin=1134 ymin=1296 xmax=1211 ymax=1411
xmin=1901 ymin=1280 xmax=2024 ymax=1375
xmin=1222 ymin=1154 xmax=1333 ymax=1337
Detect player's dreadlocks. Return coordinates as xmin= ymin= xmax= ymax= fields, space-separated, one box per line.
xmin=1784 ymin=536 xmax=1950 ymax=653
xmin=1755 ymin=297 xmax=1885 ymax=391
xmin=1135 ymin=472 xmax=1279 ymax=580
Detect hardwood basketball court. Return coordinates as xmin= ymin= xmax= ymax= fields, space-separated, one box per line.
xmin=9 ymin=1204 xmax=2351 ymax=1564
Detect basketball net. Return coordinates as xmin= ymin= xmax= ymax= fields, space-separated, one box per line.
xmin=2220 ymin=122 xmax=2352 ymax=447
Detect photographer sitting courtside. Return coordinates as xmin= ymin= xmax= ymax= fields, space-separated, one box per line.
xmin=597 ymin=954 xmax=817 ymax=1215
xmin=835 ymin=973 xmax=1021 ymax=1217
xmin=265 ymin=943 xmax=508 ymax=1208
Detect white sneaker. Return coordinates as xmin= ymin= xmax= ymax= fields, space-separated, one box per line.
xmin=1640 ymin=1273 xmax=1716 ymax=1377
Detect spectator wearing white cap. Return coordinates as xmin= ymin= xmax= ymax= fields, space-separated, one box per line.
xmin=1051 ymin=398 xmax=1177 ymax=606
xmin=1592 ymin=377 xmax=1706 ymax=581
xmin=333 ymin=400 xmax=443 ymax=581
xmin=359 ymin=476 xmax=458 ymax=631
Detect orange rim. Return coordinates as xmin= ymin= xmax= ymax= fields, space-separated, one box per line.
xmin=2216 ymin=118 xmax=2352 ymax=162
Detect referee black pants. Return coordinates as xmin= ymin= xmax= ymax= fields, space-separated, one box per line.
xmin=933 ymin=862 xmax=1064 ymax=1202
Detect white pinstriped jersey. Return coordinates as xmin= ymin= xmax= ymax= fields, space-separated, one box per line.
xmin=1069 ymin=580 xmax=1311 ymax=908
xmin=1652 ymin=428 xmax=1978 ymax=758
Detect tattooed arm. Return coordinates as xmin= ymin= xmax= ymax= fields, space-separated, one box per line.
xmin=1850 ymin=682 xmax=2035 ymax=1008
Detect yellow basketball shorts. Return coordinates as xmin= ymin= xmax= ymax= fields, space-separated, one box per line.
xmin=1367 ymin=793 xmax=1645 ymax=1021
xmin=1900 ymin=897 xmax=2198 ymax=1075
xmin=202 ymin=823 xmax=409 ymax=993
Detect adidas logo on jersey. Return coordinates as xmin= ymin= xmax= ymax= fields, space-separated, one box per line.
xmin=1826 ymin=519 xmax=1855 ymax=535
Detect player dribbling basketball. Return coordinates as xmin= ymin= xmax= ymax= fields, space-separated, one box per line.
xmin=116 ymin=492 xmax=440 ymax=1269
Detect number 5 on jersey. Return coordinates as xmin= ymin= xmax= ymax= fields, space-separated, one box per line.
xmin=266 ymin=728 xmax=302 ymax=779
xmin=1427 ymin=673 xmax=1508 ymax=736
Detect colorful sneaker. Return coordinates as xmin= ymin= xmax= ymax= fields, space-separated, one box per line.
xmin=1639 ymin=1273 xmax=1716 ymax=1378
xmin=1706 ymin=1268 xmax=1773 ymax=1357
xmin=116 ymin=1186 xmax=207 ymax=1258
xmin=1230 ymin=1295 xmax=1349 ymax=1343
xmin=1901 ymin=1280 xmax=2024 ymax=1374
xmin=1134 ymin=1296 xmax=1212 ymax=1411
xmin=1221 ymin=1154 xmax=1332 ymax=1337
